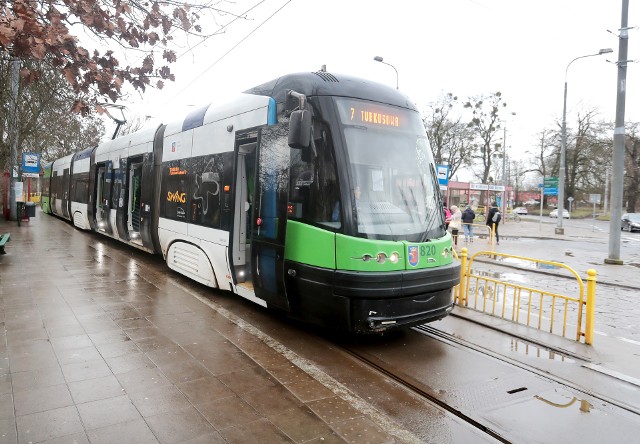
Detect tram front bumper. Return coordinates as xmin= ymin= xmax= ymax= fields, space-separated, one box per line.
xmin=284 ymin=261 xmax=460 ymax=333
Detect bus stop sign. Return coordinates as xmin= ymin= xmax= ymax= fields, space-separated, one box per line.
xmin=22 ymin=152 xmax=40 ymax=178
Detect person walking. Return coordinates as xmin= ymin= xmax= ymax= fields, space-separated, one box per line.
xmin=461 ymin=205 xmax=476 ymax=243
xmin=486 ymin=202 xmax=501 ymax=245
xmin=449 ymin=205 xmax=462 ymax=247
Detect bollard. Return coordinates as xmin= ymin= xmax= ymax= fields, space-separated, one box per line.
xmin=585 ymin=269 xmax=597 ymax=345
xmin=460 ymin=248 xmax=468 ymax=306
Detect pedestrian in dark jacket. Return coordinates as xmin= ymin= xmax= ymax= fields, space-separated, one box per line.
xmin=486 ymin=202 xmax=501 ymax=244
xmin=461 ymin=205 xmax=475 ymax=242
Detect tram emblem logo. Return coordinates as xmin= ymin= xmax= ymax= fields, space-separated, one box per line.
xmin=408 ymin=245 xmax=419 ymax=267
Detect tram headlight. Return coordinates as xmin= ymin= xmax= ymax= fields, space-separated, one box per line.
xmin=389 ymin=252 xmax=399 ymax=263
xmin=376 ymin=252 xmax=387 ymax=264
xmin=362 ymin=254 xmax=372 ymax=262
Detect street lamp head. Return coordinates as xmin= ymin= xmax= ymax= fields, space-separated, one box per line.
xmin=372 ymin=56 xmax=398 ymax=89
xmin=599 ymin=48 xmax=614 ymax=55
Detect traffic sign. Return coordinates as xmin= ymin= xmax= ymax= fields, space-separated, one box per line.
xmin=543 ymin=177 xmax=558 ymax=195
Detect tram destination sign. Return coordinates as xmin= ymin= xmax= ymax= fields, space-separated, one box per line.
xmin=336 ymin=98 xmax=412 ymax=131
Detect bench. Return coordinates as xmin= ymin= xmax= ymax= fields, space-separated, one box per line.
xmin=0 ymin=232 xmax=10 ymax=254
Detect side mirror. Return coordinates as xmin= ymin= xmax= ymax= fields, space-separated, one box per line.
xmin=288 ymin=109 xmax=311 ymax=149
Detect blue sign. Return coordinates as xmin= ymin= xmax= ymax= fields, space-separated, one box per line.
xmin=436 ymin=164 xmax=449 ymax=188
xmin=543 ymin=188 xmax=558 ymax=195
xmin=22 ymin=152 xmax=40 ymax=177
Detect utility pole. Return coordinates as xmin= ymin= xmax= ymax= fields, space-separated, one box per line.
xmin=604 ymin=167 xmax=609 ymax=216
xmin=502 ymin=126 xmax=507 ymax=215
xmin=9 ymin=59 xmax=20 ymax=221
xmin=606 ymin=0 xmax=629 ymax=265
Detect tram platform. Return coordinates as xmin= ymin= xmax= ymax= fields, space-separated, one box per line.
xmin=1 ymin=211 xmax=639 ymax=443
xmin=0 ymin=213 xmax=405 ymax=443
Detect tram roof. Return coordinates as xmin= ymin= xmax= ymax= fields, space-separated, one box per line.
xmin=244 ymin=72 xmax=418 ymax=112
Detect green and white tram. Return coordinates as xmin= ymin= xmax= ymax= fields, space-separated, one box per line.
xmin=42 ymin=71 xmax=459 ymax=333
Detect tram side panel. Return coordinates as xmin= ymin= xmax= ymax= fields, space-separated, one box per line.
xmin=41 ymin=162 xmax=53 ymax=214
xmin=50 ymin=154 xmax=74 ymax=220
xmin=69 ymin=146 xmax=94 ymax=230
xmin=159 ymin=110 xmax=225 ymax=289
xmin=159 ymin=96 xmax=273 ymax=295
xmin=92 ymin=126 xmax=160 ymax=253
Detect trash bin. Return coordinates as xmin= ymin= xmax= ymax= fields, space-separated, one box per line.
xmin=24 ymin=202 xmax=36 ymax=218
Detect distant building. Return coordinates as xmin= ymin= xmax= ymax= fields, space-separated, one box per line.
xmin=443 ymin=181 xmax=558 ymax=211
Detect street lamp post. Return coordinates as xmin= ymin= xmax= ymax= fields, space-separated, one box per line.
xmin=373 ymin=56 xmax=398 ymax=89
xmin=606 ymin=0 xmax=630 ymax=265
xmin=500 ymin=112 xmax=516 ymax=215
xmin=557 ymin=47 xmax=613 ymax=235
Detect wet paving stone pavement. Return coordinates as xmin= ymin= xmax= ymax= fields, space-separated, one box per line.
xmin=0 ymin=216 xmax=398 ymax=444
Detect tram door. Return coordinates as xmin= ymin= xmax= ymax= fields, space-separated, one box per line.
xmin=51 ymin=171 xmax=58 ymax=211
xmin=95 ymin=164 xmax=113 ymax=234
xmin=127 ymin=159 xmax=143 ymax=244
xmin=61 ymin=169 xmax=70 ymax=219
xmin=232 ymin=127 xmax=290 ymax=311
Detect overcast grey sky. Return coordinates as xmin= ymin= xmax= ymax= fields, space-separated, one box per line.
xmin=114 ymin=0 xmax=636 ymax=178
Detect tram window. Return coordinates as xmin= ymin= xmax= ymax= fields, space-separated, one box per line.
xmin=188 ymin=154 xmax=224 ymax=228
xmin=288 ymin=124 xmax=340 ymax=229
xmin=42 ymin=176 xmax=50 ymax=196
xmin=160 ymin=160 xmax=190 ymax=221
xmin=254 ymin=123 xmax=290 ymax=241
xmin=73 ymin=173 xmax=90 ymax=203
xmin=112 ymin=161 xmax=124 ymax=209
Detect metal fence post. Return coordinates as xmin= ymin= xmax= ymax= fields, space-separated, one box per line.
xmin=585 ymin=269 xmax=597 ymax=345
xmin=490 ymin=224 xmax=495 ymax=250
xmin=460 ymin=248 xmax=468 ymax=306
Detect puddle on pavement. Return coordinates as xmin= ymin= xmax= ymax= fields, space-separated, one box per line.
xmin=510 ymin=338 xmax=574 ymax=363
xmin=534 ymin=391 xmax=592 ymax=412
xmin=473 ymin=269 xmax=528 ymax=284
xmin=484 ymin=387 xmax=638 ymax=442
xmin=488 ymin=256 xmax=562 ymax=270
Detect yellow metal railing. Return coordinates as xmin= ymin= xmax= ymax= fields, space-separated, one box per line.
xmin=453 ymin=248 xmax=597 ymax=344
xmin=459 ymin=223 xmax=493 ymax=245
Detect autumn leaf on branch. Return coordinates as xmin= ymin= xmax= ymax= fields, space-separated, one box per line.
xmin=0 ymin=0 xmax=244 ymax=112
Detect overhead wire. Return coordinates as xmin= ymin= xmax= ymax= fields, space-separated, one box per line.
xmin=175 ymin=0 xmax=270 ymax=62
xmin=162 ymin=0 xmax=293 ymax=105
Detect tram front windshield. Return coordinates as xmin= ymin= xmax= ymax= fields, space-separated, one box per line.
xmin=336 ymin=98 xmax=445 ymax=242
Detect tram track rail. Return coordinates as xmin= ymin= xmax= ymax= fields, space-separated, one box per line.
xmin=337 ymin=322 xmax=640 ymax=444
xmin=416 ymin=324 xmax=640 ymax=416
xmin=338 ymin=331 xmax=514 ymax=444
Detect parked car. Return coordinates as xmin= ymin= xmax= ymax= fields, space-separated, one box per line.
xmin=621 ymin=213 xmax=640 ymax=232
xmin=524 ymin=200 xmax=539 ymax=206
xmin=513 ymin=207 xmax=528 ymax=215
xmin=549 ymin=209 xmax=570 ymax=218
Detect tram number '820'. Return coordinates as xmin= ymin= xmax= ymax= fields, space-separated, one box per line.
xmin=408 ymin=244 xmax=437 ymax=267
xmin=420 ymin=245 xmax=436 ymax=256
